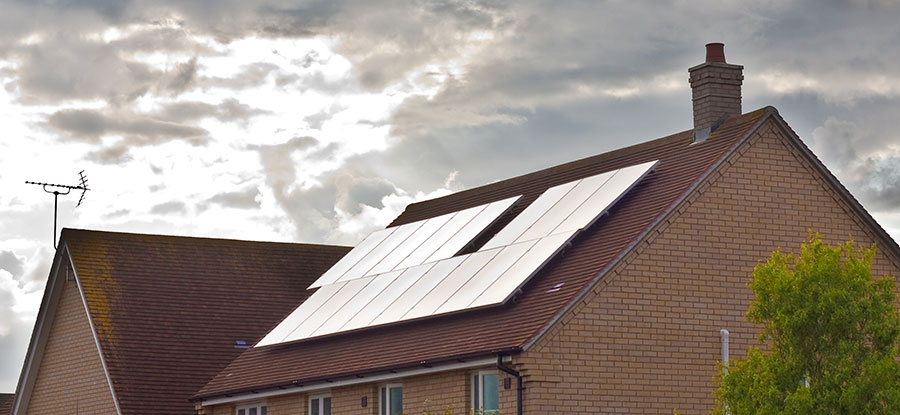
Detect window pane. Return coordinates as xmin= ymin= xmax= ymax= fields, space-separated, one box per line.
xmin=249 ymin=408 xmax=257 ymax=415
xmin=390 ymin=387 xmax=403 ymax=415
xmin=381 ymin=387 xmax=386 ymax=415
xmin=473 ymin=374 xmax=480 ymax=410
xmin=483 ymin=374 xmax=499 ymax=412
xmin=323 ymin=397 xmax=331 ymax=415
xmin=238 ymin=410 xmax=245 ymax=415
xmin=261 ymin=407 xmax=267 ymax=415
xmin=311 ymin=398 xmax=320 ymax=415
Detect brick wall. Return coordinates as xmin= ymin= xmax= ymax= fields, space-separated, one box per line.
xmin=517 ymin=118 xmax=900 ymax=414
xmin=25 ymin=264 xmax=118 ymax=414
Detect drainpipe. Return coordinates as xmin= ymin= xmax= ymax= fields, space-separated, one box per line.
xmin=720 ymin=329 xmax=729 ymax=375
xmin=496 ymin=354 xmax=523 ymax=415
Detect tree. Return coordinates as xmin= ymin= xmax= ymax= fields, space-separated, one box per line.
xmin=714 ymin=234 xmax=900 ymax=414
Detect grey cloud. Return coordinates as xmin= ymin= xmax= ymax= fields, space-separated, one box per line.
xmin=149 ymin=201 xmax=186 ymax=215
xmin=103 ymin=209 xmax=130 ymax=219
xmin=202 ymin=186 xmax=261 ymax=210
xmin=158 ymin=98 xmax=269 ymax=124
xmin=85 ymin=143 xmax=133 ymax=164
xmin=201 ymin=62 xmax=281 ymax=89
xmin=161 ymin=57 xmax=199 ymax=95
xmin=48 ymin=109 xmax=207 ymax=143
xmin=0 ymin=251 xmax=24 ymax=278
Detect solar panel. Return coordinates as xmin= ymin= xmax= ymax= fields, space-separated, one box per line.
xmin=282 ymin=277 xmax=372 ymax=342
xmin=403 ymin=249 xmax=498 ymax=320
xmin=341 ymin=263 xmax=435 ymax=331
xmin=436 ymin=239 xmax=537 ymax=313
xmin=257 ymin=160 xmax=658 ymax=347
xmin=336 ymin=221 xmax=423 ymax=283
xmin=469 ymin=230 xmax=578 ymax=308
xmin=309 ymin=227 xmax=396 ymax=288
xmin=313 ymin=269 xmax=403 ymax=336
xmin=367 ymin=213 xmax=455 ymax=275
xmin=552 ymin=160 xmax=657 ymax=234
xmin=255 ymin=281 xmax=346 ymax=347
xmin=424 ymin=196 xmax=519 ymax=263
xmin=480 ymin=182 xmax=577 ymax=250
xmin=514 ymin=170 xmax=615 ymax=243
xmin=370 ymin=256 xmax=466 ymax=326
xmin=395 ymin=204 xmax=485 ymax=269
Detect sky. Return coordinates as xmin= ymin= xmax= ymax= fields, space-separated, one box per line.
xmin=2 ymin=0 xmax=900 ymax=392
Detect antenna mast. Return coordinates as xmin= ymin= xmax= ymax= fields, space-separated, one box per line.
xmin=26 ymin=171 xmax=90 ymax=249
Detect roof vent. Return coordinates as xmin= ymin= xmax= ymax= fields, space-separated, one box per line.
xmin=689 ymin=43 xmax=743 ymax=142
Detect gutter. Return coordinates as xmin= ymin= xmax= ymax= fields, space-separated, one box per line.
xmin=496 ymin=354 xmax=523 ymax=415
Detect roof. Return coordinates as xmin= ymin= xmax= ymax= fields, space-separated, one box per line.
xmin=59 ymin=230 xmax=350 ymax=415
xmin=195 ymin=108 xmax=772 ymax=400
xmin=0 ymin=394 xmax=13 ymax=415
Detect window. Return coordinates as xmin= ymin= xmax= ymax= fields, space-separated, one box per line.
xmin=236 ymin=402 xmax=267 ymax=415
xmin=309 ymin=393 xmax=332 ymax=415
xmin=379 ymin=383 xmax=402 ymax=415
xmin=473 ymin=371 xmax=499 ymax=415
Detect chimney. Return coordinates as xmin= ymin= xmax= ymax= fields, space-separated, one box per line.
xmin=689 ymin=43 xmax=743 ymax=142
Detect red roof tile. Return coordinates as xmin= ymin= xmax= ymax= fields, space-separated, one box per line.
xmin=62 ymin=230 xmax=350 ymax=415
xmin=195 ymin=108 xmax=769 ymax=400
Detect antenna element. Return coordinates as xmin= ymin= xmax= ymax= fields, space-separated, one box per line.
xmin=26 ymin=171 xmax=91 ymax=249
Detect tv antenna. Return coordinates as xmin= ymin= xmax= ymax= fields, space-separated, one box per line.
xmin=26 ymin=170 xmax=90 ymax=249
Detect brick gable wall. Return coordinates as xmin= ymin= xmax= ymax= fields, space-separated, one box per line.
xmin=515 ymin=118 xmax=900 ymax=414
xmin=25 ymin=263 xmax=118 ymax=414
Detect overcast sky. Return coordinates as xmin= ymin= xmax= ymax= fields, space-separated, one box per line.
xmin=2 ymin=0 xmax=900 ymax=392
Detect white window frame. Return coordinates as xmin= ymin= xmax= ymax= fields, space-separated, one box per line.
xmin=472 ymin=370 xmax=500 ymax=415
xmin=379 ymin=383 xmax=403 ymax=415
xmin=309 ymin=392 xmax=332 ymax=415
xmin=235 ymin=401 xmax=267 ymax=415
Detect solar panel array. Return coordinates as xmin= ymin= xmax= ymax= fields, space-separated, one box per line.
xmin=256 ymin=160 xmax=658 ymax=347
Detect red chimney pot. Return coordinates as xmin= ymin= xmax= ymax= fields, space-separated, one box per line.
xmin=705 ymin=42 xmax=726 ymax=63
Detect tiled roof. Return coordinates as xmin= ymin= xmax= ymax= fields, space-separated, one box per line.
xmin=62 ymin=229 xmax=351 ymax=415
xmin=195 ymin=108 xmax=770 ymax=400
xmin=0 ymin=393 xmax=13 ymax=415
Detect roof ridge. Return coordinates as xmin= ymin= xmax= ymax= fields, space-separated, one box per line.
xmin=61 ymin=228 xmax=351 ymax=248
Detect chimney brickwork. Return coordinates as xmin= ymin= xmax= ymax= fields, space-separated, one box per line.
xmin=689 ymin=43 xmax=743 ymax=142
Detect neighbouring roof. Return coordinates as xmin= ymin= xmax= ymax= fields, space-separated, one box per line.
xmin=195 ymin=108 xmax=773 ymax=400
xmin=0 ymin=393 xmax=13 ymax=414
xmin=60 ymin=230 xmax=351 ymax=415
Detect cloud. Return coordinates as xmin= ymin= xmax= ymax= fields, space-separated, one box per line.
xmin=149 ymin=201 xmax=186 ymax=215
xmin=0 ymin=251 xmax=25 ymax=279
xmin=47 ymin=109 xmax=207 ymax=143
xmin=160 ymin=56 xmax=199 ymax=96
xmin=157 ymin=98 xmax=269 ymax=124
xmin=202 ymin=186 xmax=261 ymax=210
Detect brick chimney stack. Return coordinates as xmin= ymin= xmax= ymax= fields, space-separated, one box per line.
xmin=689 ymin=43 xmax=743 ymax=142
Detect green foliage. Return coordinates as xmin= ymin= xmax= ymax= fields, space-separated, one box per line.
xmin=714 ymin=234 xmax=900 ymax=414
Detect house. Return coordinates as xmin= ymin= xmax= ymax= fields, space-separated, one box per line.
xmin=10 ymin=229 xmax=350 ymax=415
xmin=191 ymin=44 xmax=900 ymax=414
xmin=0 ymin=393 xmax=13 ymax=414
